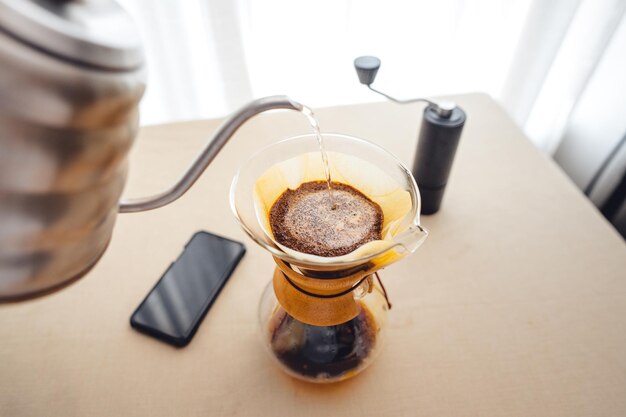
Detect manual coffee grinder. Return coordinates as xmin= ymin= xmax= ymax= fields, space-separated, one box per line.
xmin=354 ymin=56 xmax=467 ymax=214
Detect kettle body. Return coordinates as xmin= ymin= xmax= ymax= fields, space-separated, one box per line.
xmin=0 ymin=1 xmax=146 ymax=300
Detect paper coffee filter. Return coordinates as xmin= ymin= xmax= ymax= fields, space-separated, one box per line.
xmin=253 ymin=151 xmax=412 ymax=264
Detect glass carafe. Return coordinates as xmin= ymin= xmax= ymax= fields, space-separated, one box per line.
xmin=230 ymin=133 xmax=427 ymax=383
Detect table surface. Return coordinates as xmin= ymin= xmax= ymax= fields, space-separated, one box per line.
xmin=1 ymin=93 xmax=625 ymax=417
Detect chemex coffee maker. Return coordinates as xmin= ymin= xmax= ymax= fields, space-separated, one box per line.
xmin=1 ymin=0 xmax=432 ymax=383
xmin=231 ymin=133 xmax=428 ymax=382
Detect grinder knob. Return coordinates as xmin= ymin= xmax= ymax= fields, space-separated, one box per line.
xmin=354 ymin=56 xmax=381 ymax=85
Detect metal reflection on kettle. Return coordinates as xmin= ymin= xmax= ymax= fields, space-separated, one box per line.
xmin=0 ymin=0 xmax=303 ymax=300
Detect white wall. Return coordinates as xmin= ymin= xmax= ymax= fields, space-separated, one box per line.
xmin=117 ymin=0 xmax=534 ymax=125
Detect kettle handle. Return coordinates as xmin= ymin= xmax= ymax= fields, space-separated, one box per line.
xmin=118 ymin=96 xmax=303 ymax=213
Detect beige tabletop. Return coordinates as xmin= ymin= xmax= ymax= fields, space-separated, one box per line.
xmin=1 ymin=93 xmax=625 ymax=417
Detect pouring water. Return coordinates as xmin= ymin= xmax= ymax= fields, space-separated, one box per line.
xmin=300 ymin=106 xmax=336 ymax=210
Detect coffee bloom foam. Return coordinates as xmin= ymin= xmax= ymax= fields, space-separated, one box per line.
xmin=253 ymin=151 xmax=412 ymax=265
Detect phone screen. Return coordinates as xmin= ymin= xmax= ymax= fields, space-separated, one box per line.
xmin=131 ymin=231 xmax=245 ymax=346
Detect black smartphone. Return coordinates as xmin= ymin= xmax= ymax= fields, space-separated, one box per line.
xmin=130 ymin=231 xmax=245 ymax=347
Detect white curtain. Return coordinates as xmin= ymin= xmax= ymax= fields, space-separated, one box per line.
xmin=117 ymin=0 xmax=626 ymax=156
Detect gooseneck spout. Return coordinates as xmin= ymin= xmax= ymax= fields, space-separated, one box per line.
xmin=119 ymin=95 xmax=303 ymax=213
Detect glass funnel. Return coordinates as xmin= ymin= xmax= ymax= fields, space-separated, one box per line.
xmin=230 ymin=133 xmax=428 ymax=271
xmin=230 ymin=133 xmax=428 ymax=382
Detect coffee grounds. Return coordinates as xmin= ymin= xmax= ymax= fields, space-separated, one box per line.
xmin=269 ymin=181 xmax=383 ymax=257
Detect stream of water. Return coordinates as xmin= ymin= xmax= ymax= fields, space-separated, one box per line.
xmin=300 ymin=106 xmax=335 ymax=209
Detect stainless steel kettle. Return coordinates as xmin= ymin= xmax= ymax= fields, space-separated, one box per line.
xmin=0 ymin=0 xmax=301 ymax=301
